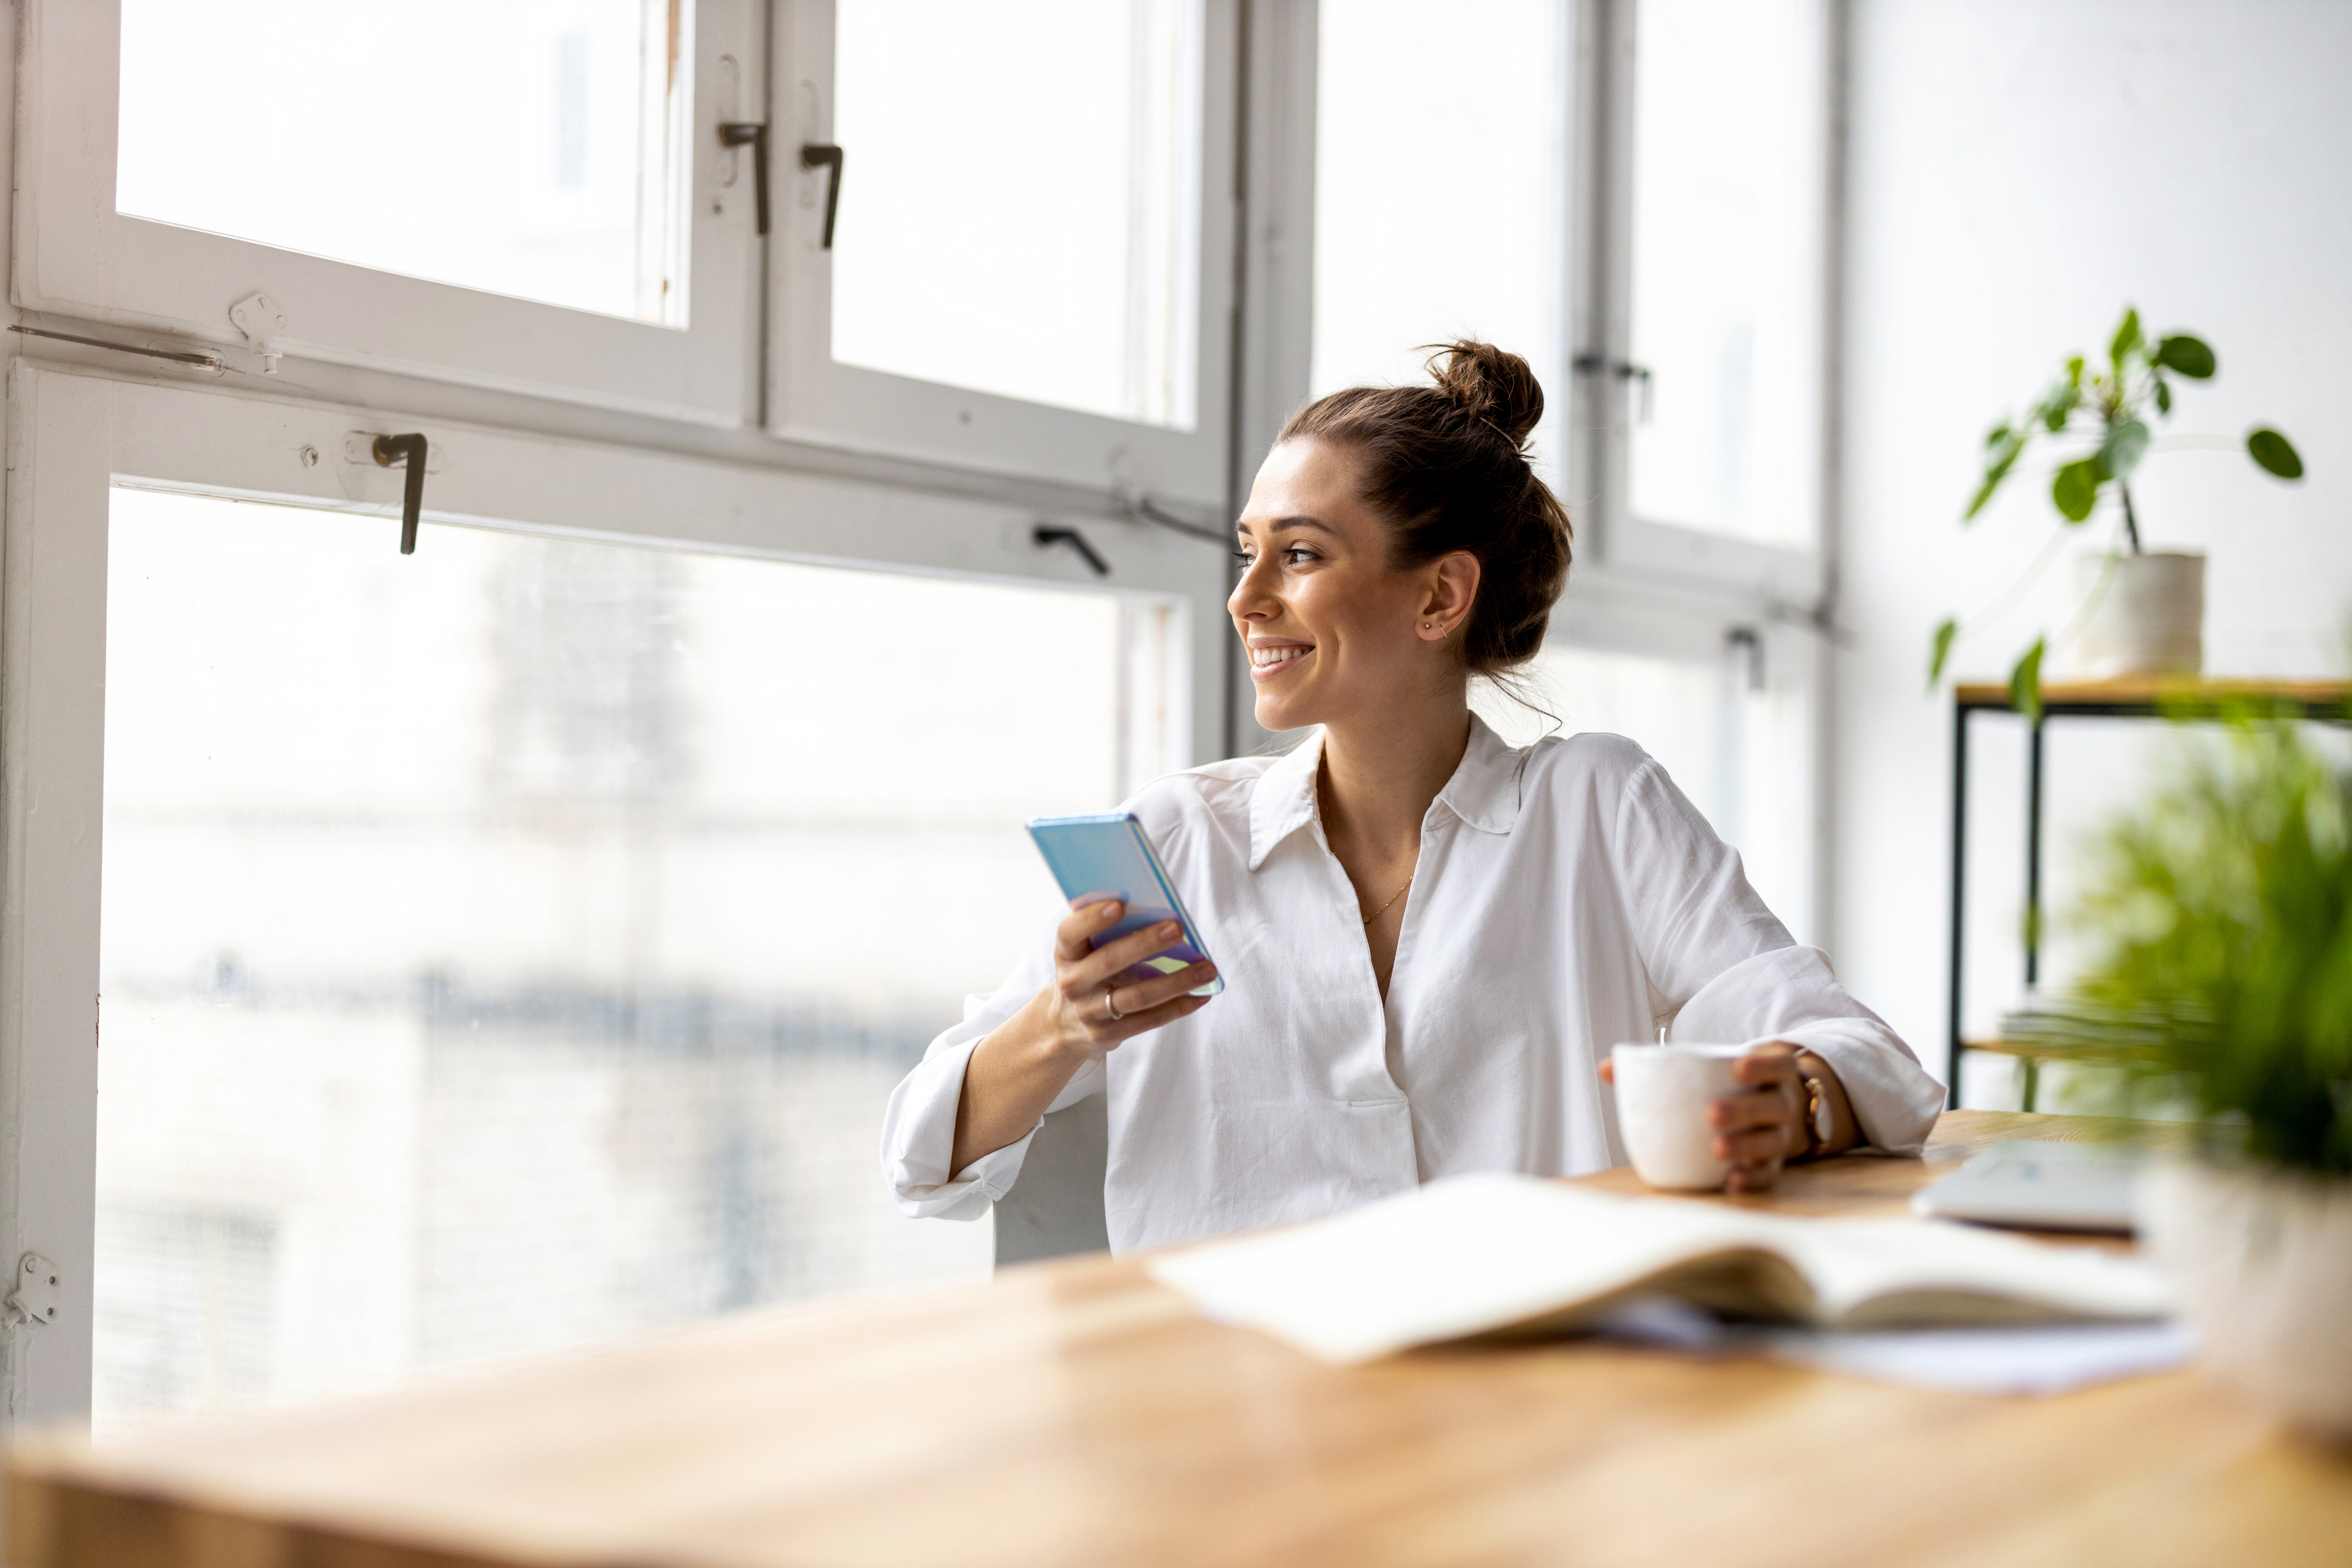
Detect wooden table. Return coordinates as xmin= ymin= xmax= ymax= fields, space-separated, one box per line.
xmin=11 ymin=1111 xmax=2352 ymax=1568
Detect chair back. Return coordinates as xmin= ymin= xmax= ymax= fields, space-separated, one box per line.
xmin=991 ymin=1093 xmax=1109 ymax=1265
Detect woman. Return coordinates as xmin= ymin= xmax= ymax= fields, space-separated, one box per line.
xmin=883 ymin=342 xmax=1944 ymax=1255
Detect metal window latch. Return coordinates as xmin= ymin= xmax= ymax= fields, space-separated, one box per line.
xmin=799 ymin=142 xmax=844 ymax=249
xmin=1034 ymin=525 xmax=1110 ymax=576
xmin=1727 ymin=625 xmax=1765 ymax=691
xmin=3 ymin=1254 xmax=60 ymax=1328
xmin=372 ymin=433 xmax=430 ymax=555
xmin=229 ymin=292 xmax=287 ymax=374
xmin=718 ymin=121 xmax=770 ymax=235
xmin=1572 ymin=353 xmax=1655 ymax=423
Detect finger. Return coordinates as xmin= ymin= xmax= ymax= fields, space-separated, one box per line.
xmin=1108 ymin=961 xmax=1217 ymax=1016
xmin=1724 ymin=1158 xmax=1784 ymax=1193
xmin=1732 ymin=1046 xmax=1801 ymax=1086
xmin=1712 ymin=1125 xmax=1796 ymax=1163
xmin=1098 ymin=991 xmax=1213 ymax=1048
xmin=1055 ymin=899 xmax=1126 ymax=962
xmin=1069 ymin=920 xmax=1186 ymax=991
xmin=1709 ymin=1086 xmax=1796 ymax=1132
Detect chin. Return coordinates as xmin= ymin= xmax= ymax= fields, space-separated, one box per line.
xmin=1253 ymin=692 xmax=1320 ymax=735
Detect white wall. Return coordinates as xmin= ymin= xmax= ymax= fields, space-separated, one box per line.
xmin=1833 ymin=0 xmax=2352 ymax=1093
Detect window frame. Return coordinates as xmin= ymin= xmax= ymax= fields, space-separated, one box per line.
xmin=15 ymin=0 xmax=768 ymax=424
xmin=0 ymin=360 xmax=1229 ymax=1430
xmin=764 ymin=0 xmax=1243 ymax=509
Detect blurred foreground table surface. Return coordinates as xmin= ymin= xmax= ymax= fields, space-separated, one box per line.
xmin=11 ymin=1110 xmax=2352 ymax=1568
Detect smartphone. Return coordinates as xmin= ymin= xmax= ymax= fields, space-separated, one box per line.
xmin=1026 ymin=812 xmax=1225 ymax=996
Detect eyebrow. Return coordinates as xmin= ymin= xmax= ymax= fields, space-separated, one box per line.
xmin=1235 ymin=515 xmax=1337 ymax=539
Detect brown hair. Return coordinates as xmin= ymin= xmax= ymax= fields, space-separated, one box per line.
xmin=1278 ymin=340 xmax=1572 ymax=675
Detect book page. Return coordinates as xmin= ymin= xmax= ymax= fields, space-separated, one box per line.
xmin=1772 ymin=1218 xmax=2171 ymax=1327
xmin=1146 ymin=1175 xmax=1793 ymax=1363
xmin=1147 ymin=1174 xmax=2172 ymax=1364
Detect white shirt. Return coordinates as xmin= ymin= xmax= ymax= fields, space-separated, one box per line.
xmin=882 ymin=716 xmax=1945 ymax=1255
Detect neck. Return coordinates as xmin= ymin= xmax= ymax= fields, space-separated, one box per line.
xmin=1316 ymin=690 xmax=1473 ymax=857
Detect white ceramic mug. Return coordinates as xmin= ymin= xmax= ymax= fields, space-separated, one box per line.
xmin=1610 ymin=1043 xmax=1750 ymax=1190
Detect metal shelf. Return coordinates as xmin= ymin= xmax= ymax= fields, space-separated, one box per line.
xmin=1945 ymin=677 xmax=2352 ymax=1110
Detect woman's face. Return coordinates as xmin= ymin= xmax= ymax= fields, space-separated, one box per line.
xmin=1229 ymin=439 xmax=1475 ymax=735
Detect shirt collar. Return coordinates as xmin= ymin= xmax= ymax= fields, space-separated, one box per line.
xmin=1245 ymin=712 xmax=1525 ymax=871
xmin=1247 ymin=730 xmax=1326 ymax=871
xmin=1435 ymin=711 xmax=1527 ymax=837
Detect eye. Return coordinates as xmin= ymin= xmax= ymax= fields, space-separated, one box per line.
xmin=1282 ymin=546 xmax=1318 ymax=566
xmin=1232 ymin=548 xmax=1256 ymax=567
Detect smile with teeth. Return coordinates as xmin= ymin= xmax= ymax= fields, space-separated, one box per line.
xmin=1250 ymin=644 xmax=1312 ymax=668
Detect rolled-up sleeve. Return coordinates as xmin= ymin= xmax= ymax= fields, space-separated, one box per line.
xmin=1616 ymin=757 xmax=1945 ymax=1154
xmin=880 ymin=920 xmax=1108 ymax=1219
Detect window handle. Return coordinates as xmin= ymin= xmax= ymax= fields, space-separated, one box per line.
xmin=372 ymin=433 xmax=428 ymax=555
xmin=799 ymin=142 xmax=844 ymax=249
xmin=1034 ymin=525 xmax=1110 ymax=577
xmin=718 ymin=122 xmax=770 ymax=235
xmin=1573 ymin=353 xmax=1655 ymax=423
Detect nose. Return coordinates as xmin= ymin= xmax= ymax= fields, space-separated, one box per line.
xmin=1228 ymin=551 xmax=1277 ymax=622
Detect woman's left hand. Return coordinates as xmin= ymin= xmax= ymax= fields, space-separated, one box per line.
xmin=1707 ymin=1043 xmax=1812 ymax=1193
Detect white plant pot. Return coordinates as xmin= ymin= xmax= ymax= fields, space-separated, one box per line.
xmin=2056 ymin=550 xmax=2205 ymax=680
xmin=2138 ymin=1156 xmax=2352 ymax=1439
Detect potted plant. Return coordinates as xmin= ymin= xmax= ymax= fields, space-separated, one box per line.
xmin=1927 ymin=308 xmax=2304 ymax=719
xmin=2060 ymin=713 xmax=2352 ymax=1437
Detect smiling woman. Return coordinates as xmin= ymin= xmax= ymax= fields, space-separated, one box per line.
xmin=881 ymin=344 xmax=1946 ymax=1255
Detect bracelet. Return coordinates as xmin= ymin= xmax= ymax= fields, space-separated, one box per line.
xmin=1794 ymin=1071 xmax=1828 ymax=1162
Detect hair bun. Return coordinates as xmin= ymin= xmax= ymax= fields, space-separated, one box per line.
xmin=1425 ymin=339 xmax=1544 ymax=447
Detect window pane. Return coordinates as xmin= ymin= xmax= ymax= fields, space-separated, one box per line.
xmin=830 ymin=0 xmax=1204 ymax=429
xmin=116 ymin=0 xmax=688 ymax=324
xmin=96 ymin=489 xmax=1176 ymax=1434
xmin=1310 ymin=1 xmax=1569 ymax=481
xmin=1626 ymin=0 xmax=1824 ymax=545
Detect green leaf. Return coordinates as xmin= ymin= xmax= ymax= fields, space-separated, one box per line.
xmin=2247 ymin=427 xmax=2305 ymax=480
xmin=2153 ymin=376 xmax=2172 ymax=415
xmin=2009 ymin=638 xmax=2046 ymax=724
xmin=2052 ymin=456 xmax=2106 ymax=522
xmin=2110 ymin=307 xmax=2143 ymax=370
xmin=2035 ymin=376 xmax=2080 ymax=433
xmin=1967 ymin=427 xmax=2029 ymax=520
xmin=2101 ymin=418 xmax=2151 ymax=480
xmin=1928 ymin=617 xmax=1960 ymax=689
xmin=2156 ymin=334 xmax=2216 ymax=378
xmin=2067 ymin=355 xmax=2085 ymax=388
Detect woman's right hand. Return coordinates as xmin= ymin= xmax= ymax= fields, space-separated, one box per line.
xmin=1037 ymin=898 xmax=1218 ymax=1056
xmin=950 ymin=900 xmax=1216 ymax=1176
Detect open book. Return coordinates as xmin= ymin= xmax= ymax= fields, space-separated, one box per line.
xmin=1146 ymin=1174 xmax=2171 ymax=1364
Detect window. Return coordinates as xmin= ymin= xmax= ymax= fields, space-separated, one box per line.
xmin=117 ymin=0 xmax=687 ymax=326
xmin=93 ymin=487 xmax=1174 ymax=1428
xmin=1308 ymin=0 xmax=1570 ymax=481
xmin=831 ymin=0 xmax=1202 ymax=429
xmin=2 ymin=367 xmax=1224 ymax=1430
xmin=771 ymin=0 xmax=1239 ymax=504
xmin=1626 ymin=0 xmax=1827 ymax=548
xmin=5 ymin=1 xmax=1847 ymax=1438
xmin=21 ymin=0 xmax=757 ymax=416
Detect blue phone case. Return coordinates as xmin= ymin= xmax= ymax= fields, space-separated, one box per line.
xmin=1026 ymin=812 xmax=1225 ymax=996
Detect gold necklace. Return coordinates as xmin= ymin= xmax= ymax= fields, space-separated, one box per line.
xmin=1361 ymin=874 xmax=1414 ymax=926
